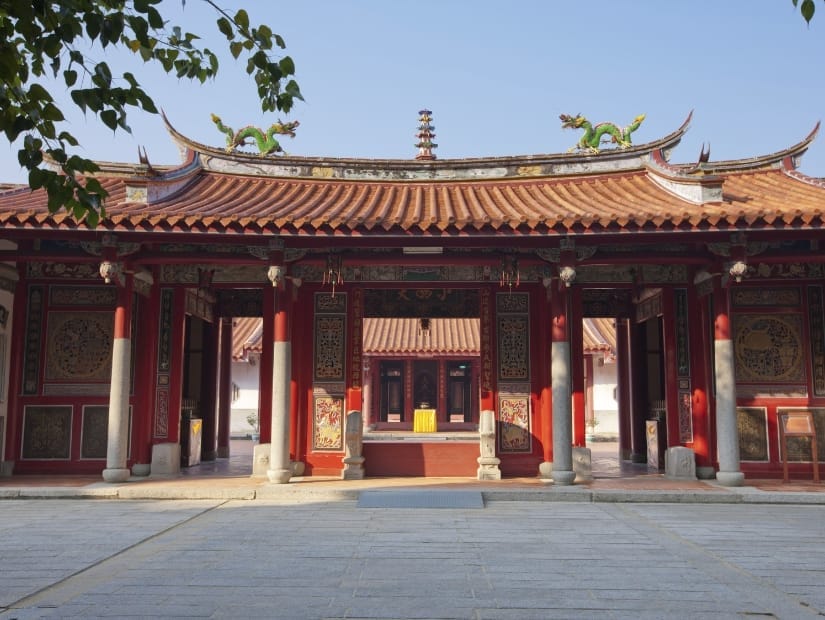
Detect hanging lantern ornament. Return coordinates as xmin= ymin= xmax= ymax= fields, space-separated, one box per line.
xmin=323 ymin=254 xmax=344 ymax=297
xmin=499 ymin=255 xmax=520 ymax=292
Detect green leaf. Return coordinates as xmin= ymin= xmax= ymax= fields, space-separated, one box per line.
xmin=229 ymin=41 xmax=243 ymax=59
xmin=100 ymin=109 xmax=117 ymax=130
xmin=801 ymin=0 xmax=815 ymax=22
xmin=217 ymin=17 xmax=233 ymax=39
xmin=234 ymin=9 xmax=249 ymax=32
xmin=64 ymin=69 xmax=78 ymax=87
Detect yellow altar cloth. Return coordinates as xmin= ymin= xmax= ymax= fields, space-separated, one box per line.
xmin=413 ymin=409 xmax=437 ymax=433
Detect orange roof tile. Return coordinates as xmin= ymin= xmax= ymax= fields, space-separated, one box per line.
xmin=363 ymin=318 xmax=480 ymax=356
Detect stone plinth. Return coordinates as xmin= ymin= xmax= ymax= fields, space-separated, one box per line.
xmin=477 ymin=409 xmax=501 ymax=480
xmin=572 ymin=447 xmax=592 ymax=482
xmin=342 ymin=410 xmax=365 ymax=480
xmin=665 ymin=446 xmax=697 ymax=480
xmin=150 ymin=443 xmax=181 ymax=477
xmin=253 ymin=443 xmax=270 ymax=476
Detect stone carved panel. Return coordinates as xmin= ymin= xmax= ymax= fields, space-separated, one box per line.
xmin=313 ymin=396 xmax=343 ymax=451
xmin=737 ymin=407 xmax=769 ymax=462
xmin=733 ymin=314 xmax=805 ymax=384
xmin=45 ymin=312 xmax=113 ymax=382
xmin=22 ymin=405 xmax=72 ymax=459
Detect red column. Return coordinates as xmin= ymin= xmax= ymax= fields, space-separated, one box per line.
xmin=539 ymin=285 xmax=553 ymax=470
xmin=216 ymin=317 xmax=232 ymax=458
xmin=616 ymin=318 xmax=633 ymax=461
xmin=258 ymin=285 xmax=274 ymax=444
xmin=3 ymin=271 xmax=27 ymax=467
xmin=662 ymin=290 xmax=680 ymax=449
xmin=689 ymin=285 xmax=713 ymax=470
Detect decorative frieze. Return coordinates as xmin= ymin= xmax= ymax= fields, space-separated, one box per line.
xmin=808 ymin=286 xmax=825 ymax=397
xmin=737 ymin=407 xmax=768 ymax=462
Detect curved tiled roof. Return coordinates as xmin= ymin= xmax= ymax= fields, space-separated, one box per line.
xmin=232 ymin=316 xmax=612 ymax=359
xmin=0 ymin=115 xmax=823 ymax=238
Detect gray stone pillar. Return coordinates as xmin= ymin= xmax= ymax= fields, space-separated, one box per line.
xmin=267 ymin=275 xmax=292 ymax=484
xmin=551 ymin=340 xmax=575 ymax=485
xmin=268 ymin=339 xmax=292 ymax=483
xmin=714 ymin=286 xmax=744 ymax=486
xmin=102 ymin=270 xmax=132 ymax=483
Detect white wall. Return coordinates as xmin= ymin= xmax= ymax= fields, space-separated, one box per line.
xmin=592 ymin=358 xmax=619 ymax=437
xmin=230 ymin=359 xmax=260 ymax=437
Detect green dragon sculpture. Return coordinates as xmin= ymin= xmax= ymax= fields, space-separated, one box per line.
xmin=211 ymin=114 xmax=300 ymax=155
xmin=559 ymin=113 xmax=646 ymax=153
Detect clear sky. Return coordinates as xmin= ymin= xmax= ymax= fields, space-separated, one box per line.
xmin=2 ymin=0 xmax=825 ymax=183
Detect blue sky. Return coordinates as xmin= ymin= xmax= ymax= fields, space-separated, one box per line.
xmin=2 ymin=1 xmax=825 ymax=183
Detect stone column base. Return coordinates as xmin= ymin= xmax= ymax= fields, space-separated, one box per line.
xmin=102 ymin=468 xmax=130 ymax=483
xmin=552 ymin=470 xmax=576 ymax=485
xmin=477 ymin=457 xmax=501 ymax=481
xmin=342 ymin=457 xmax=365 ymax=480
xmin=716 ymin=471 xmax=745 ymax=486
xmin=267 ymin=468 xmax=291 ymax=484
xmin=0 ymin=461 xmax=14 ymax=477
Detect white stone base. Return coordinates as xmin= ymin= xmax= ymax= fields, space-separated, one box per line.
xmin=477 ymin=456 xmax=502 ymax=481
xmin=342 ymin=457 xmax=366 ymax=480
xmin=131 ymin=463 xmax=151 ymax=477
xmin=665 ymin=447 xmax=697 ymax=480
xmin=252 ymin=443 xmax=270 ymax=476
xmin=102 ymin=468 xmax=130 ymax=483
xmin=538 ymin=461 xmax=553 ymax=480
xmin=716 ymin=471 xmax=745 ymax=486
xmin=0 ymin=461 xmax=13 ymax=477
xmin=150 ymin=443 xmax=181 ymax=477
xmin=573 ymin=447 xmax=592 ymax=482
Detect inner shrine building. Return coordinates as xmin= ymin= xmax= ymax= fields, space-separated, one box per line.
xmin=1 ymin=111 xmax=824 ymax=485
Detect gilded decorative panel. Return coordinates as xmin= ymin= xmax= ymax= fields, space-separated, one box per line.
xmin=497 ymin=316 xmax=529 ymax=381
xmin=23 ymin=286 xmax=44 ymax=395
xmin=778 ymin=408 xmax=825 ymax=462
xmin=45 ymin=312 xmax=113 ymax=382
xmin=313 ymin=396 xmax=343 ymax=451
xmin=350 ymin=288 xmax=362 ymax=389
xmin=480 ymin=288 xmax=492 ymax=392
xmin=315 ymin=294 xmax=346 ymax=313
xmin=81 ymin=405 xmax=109 ymax=459
xmin=732 ymin=287 xmax=801 ymax=308
xmin=314 ymin=315 xmax=346 ymax=381
xmin=498 ymin=396 xmax=531 ymax=452
xmin=50 ymin=286 xmax=117 ymax=307
xmin=678 ymin=390 xmax=693 ymax=443
xmin=808 ymin=286 xmax=825 ymax=397
xmin=675 ymin=289 xmax=690 ymax=376
xmin=496 ymin=293 xmax=529 ymax=314
xmin=154 ymin=388 xmax=169 ymax=438
xmin=733 ymin=314 xmax=805 ymax=384
xmin=737 ymin=407 xmax=768 ymax=462
xmin=22 ymin=405 xmax=72 ymax=459
xmin=81 ymin=405 xmax=132 ymax=459
xmin=157 ymin=288 xmax=174 ymax=373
